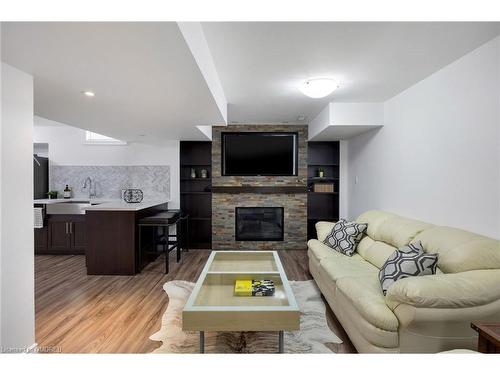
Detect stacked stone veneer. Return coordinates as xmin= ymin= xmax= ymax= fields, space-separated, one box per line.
xmin=212 ymin=124 xmax=308 ymax=250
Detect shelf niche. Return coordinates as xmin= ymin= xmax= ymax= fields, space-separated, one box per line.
xmin=180 ymin=141 xmax=212 ymax=249
xmin=307 ymin=141 xmax=340 ymax=240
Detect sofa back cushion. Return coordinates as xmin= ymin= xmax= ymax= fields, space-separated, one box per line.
xmin=356 ymin=210 xmax=397 ymax=239
xmin=357 ymin=210 xmax=433 ymax=248
xmin=355 ymin=210 xmax=434 ymax=268
xmin=315 ymin=221 xmax=336 ymax=242
xmin=414 ymin=226 xmax=500 ymax=273
xmin=357 ymin=236 xmax=397 ymax=269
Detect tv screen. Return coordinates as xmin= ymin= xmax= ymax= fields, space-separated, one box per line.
xmin=222 ymin=132 xmax=298 ymax=176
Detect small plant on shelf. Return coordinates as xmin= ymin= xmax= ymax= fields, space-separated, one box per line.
xmin=317 ymin=167 xmax=325 ymax=178
xmin=47 ymin=190 xmax=58 ymax=199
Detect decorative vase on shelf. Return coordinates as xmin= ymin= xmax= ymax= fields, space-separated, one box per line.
xmin=318 ymin=169 xmax=325 ymax=178
xmin=190 ymin=168 xmax=196 ymax=179
xmin=200 ymin=169 xmax=208 ymax=178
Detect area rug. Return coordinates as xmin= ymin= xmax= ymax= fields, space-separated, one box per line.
xmin=149 ymin=280 xmax=342 ymax=353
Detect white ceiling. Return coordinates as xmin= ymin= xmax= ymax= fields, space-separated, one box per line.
xmin=1 ymin=22 xmax=226 ymax=142
xmin=2 ymin=22 xmax=500 ymax=141
xmin=202 ymin=22 xmax=500 ymax=124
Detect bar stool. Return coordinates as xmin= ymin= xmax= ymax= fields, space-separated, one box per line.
xmin=138 ymin=210 xmax=189 ymax=274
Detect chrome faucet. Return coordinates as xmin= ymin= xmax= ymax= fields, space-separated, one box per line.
xmin=82 ymin=177 xmax=96 ymax=199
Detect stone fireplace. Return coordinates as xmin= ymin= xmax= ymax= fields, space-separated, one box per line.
xmin=235 ymin=207 xmax=284 ymax=241
xmin=212 ymin=124 xmax=308 ymax=250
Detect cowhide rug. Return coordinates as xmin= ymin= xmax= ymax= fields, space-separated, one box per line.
xmin=150 ymin=280 xmax=342 ymax=353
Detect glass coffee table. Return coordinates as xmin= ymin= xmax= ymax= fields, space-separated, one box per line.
xmin=182 ymin=251 xmax=300 ymax=353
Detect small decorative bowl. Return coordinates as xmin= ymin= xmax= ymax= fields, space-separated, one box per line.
xmin=123 ymin=189 xmax=143 ymax=203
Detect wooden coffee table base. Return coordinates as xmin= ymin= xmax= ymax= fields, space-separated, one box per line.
xmin=198 ymin=330 xmax=285 ymax=353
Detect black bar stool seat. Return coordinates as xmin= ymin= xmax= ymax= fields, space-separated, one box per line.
xmin=138 ymin=210 xmax=189 ymax=274
xmin=139 ymin=211 xmax=180 ymax=225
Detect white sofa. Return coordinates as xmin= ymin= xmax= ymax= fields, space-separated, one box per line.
xmin=308 ymin=210 xmax=500 ymax=353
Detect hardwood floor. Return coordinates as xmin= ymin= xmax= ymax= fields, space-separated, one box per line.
xmin=35 ymin=250 xmax=356 ymax=353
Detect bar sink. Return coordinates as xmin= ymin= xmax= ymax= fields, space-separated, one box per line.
xmin=46 ymin=201 xmax=101 ymax=215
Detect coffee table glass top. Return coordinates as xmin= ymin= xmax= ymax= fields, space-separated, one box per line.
xmin=184 ymin=251 xmax=298 ymax=310
xmin=182 ymin=251 xmax=300 ymax=349
xmin=208 ymin=251 xmax=278 ymax=273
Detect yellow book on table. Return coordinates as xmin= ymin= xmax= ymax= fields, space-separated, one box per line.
xmin=234 ymin=279 xmax=253 ymax=296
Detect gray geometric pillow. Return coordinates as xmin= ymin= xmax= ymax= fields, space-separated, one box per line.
xmin=323 ymin=219 xmax=368 ymax=256
xmin=379 ymin=241 xmax=438 ymax=295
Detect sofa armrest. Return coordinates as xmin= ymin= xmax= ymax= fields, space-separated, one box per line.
xmin=386 ymin=269 xmax=500 ymax=310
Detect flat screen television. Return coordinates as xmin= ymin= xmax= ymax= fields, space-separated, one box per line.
xmin=222 ymin=132 xmax=298 ymax=176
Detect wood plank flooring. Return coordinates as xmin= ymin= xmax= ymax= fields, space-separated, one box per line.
xmin=35 ymin=250 xmax=356 ymax=353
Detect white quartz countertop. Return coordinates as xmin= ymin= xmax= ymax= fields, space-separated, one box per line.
xmin=84 ymin=199 xmax=168 ymax=211
xmin=34 ymin=198 xmax=110 ymax=205
xmin=34 ymin=198 xmax=169 ymax=211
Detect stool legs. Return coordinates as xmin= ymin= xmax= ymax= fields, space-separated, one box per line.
xmin=137 ymin=225 xmax=142 ymax=273
xmin=184 ymin=216 xmax=189 ymax=252
xmin=138 ymin=216 xmax=187 ymax=275
xmin=164 ymin=241 xmax=169 ymax=274
xmin=176 ymin=221 xmax=181 ymax=263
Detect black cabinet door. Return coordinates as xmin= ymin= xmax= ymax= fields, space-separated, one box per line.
xmin=71 ymin=221 xmax=86 ymax=254
xmin=48 ymin=220 xmax=71 ymax=252
xmin=34 ymin=226 xmax=48 ymax=253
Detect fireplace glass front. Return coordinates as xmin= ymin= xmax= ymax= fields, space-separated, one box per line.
xmin=235 ymin=207 xmax=284 ymax=241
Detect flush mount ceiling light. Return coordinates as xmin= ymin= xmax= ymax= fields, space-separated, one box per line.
xmin=299 ymin=78 xmax=339 ymax=99
xmin=82 ymin=91 xmax=95 ymax=97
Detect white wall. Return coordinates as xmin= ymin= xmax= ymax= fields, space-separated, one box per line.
xmin=347 ymin=36 xmax=500 ymax=239
xmin=33 ymin=117 xmax=180 ymax=208
xmin=309 ymin=102 xmax=384 ymax=140
xmin=1 ymin=63 xmax=35 ymax=349
xmin=308 ymin=103 xmax=330 ymax=139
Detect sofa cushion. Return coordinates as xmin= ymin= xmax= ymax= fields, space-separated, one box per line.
xmin=307 ymin=239 xmax=365 ymax=264
xmin=319 ymin=255 xmax=379 ymax=283
xmin=376 ymin=217 xmax=433 ymax=249
xmin=357 ymin=236 xmax=397 ymax=269
xmin=357 ymin=210 xmax=397 ymax=239
xmin=357 ymin=210 xmax=433 ymax=248
xmin=336 ymin=275 xmax=399 ymax=332
xmin=323 ymin=219 xmax=368 ymax=256
xmin=414 ymin=226 xmax=500 ymax=273
xmin=378 ymin=241 xmax=439 ymax=295
xmin=308 ymin=239 xmax=342 ymax=263
xmin=315 ymin=221 xmax=336 ymax=242
xmin=386 ymin=269 xmax=500 ymax=309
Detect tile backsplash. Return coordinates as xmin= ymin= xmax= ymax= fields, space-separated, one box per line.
xmin=50 ymin=165 xmax=170 ymax=200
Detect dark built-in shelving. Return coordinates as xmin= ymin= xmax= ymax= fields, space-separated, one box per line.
xmin=180 ymin=141 xmax=212 ymax=249
xmin=307 ymin=141 xmax=340 ymax=240
xmin=180 ymin=140 xmax=339 ymax=245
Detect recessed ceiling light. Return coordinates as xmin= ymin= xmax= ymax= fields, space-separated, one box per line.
xmin=299 ymin=78 xmax=339 ymax=99
xmin=297 ymin=115 xmax=306 ymax=121
xmin=82 ymin=91 xmax=95 ymax=97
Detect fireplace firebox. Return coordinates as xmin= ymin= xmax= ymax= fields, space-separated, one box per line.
xmin=235 ymin=207 xmax=284 ymax=241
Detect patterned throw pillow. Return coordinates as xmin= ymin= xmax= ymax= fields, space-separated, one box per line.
xmin=323 ymin=219 xmax=368 ymax=256
xmin=379 ymin=241 xmax=438 ymax=295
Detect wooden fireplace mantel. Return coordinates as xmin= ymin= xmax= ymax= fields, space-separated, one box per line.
xmin=211 ymin=186 xmax=308 ymax=194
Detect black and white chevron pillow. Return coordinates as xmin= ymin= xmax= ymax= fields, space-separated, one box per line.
xmin=379 ymin=241 xmax=438 ymax=295
xmin=323 ymin=219 xmax=368 ymax=256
